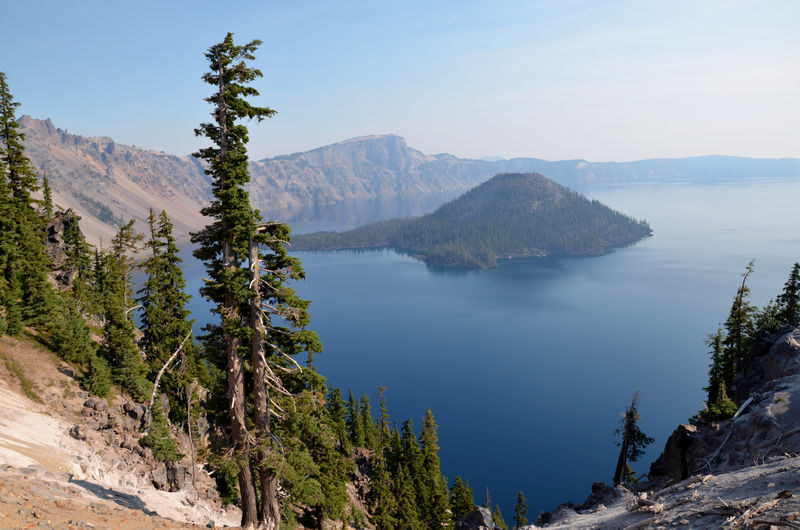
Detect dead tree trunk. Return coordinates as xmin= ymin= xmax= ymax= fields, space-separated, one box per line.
xmin=250 ymin=237 xmax=280 ymax=529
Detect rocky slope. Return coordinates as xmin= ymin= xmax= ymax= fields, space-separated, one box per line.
xmin=523 ymin=325 xmax=800 ymax=529
xmin=0 ymin=333 xmax=240 ymax=528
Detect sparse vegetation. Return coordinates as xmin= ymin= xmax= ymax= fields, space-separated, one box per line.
xmin=3 ymin=355 xmax=42 ymax=403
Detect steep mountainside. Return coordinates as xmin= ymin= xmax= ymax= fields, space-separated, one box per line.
xmin=293 ymin=173 xmax=652 ymax=267
xmin=19 ymin=116 xmax=209 ymax=244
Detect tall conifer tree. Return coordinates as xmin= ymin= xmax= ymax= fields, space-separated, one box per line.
xmin=420 ymin=408 xmax=451 ymax=529
xmin=0 ymin=72 xmax=54 ymax=327
xmin=191 ymin=33 xmax=319 ymax=529
xmin=777 ymin=262 xmax=800 ymax=327
xmin=513 ymin=491 xmax=529 ymax=529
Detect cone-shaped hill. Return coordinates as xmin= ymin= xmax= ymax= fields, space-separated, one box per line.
xmin=292 ymin=172 xmax=652 ymax=268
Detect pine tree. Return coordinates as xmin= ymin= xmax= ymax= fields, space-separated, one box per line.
xmin=62 ymin=212 xmax=97 ymax=314
xmin=721 ymin=260 xmax=757 ymax=386
xmin=704 ymin=328 xmax=725 ymax=407
xmin=191 ymin=32 xmax=318 ymax=528
xmin=110 ymin=218 xmax=143 ymax=315
xmin=41 ymin=174 xmax=53 ymax=221
xmin=82 ymin=351 xmax=112 ymax=398
xmin=49 ymin=292 xmax=95 ymax=364
xmin=420 ymin=408 xmax=451 ymax=529
xmin=400 ymin=418 xmax=427 ymax=511
xmin=99 ymin=249 xmax=150 ymax=401
xmin=777 ymin=262 xmax=800 ymax=327
xmin=139 ymin=399 xmax=183 ymax=462
xmin=347 ymin=388 xmax=365 ymax=447
xmin=492 ymin=504 xmax=509 ymax=530
xmin=358 ymin=393 xmax=379 ymax=450
xmin=449 ymin=476 xmax=475 ymax=522
xmin=613 ymin=391 xmax=654 ymax=486
xmin=0 ymin=72 xmax=54 ymax=328
xmin=513 ymin=491 xmax=529 ymax=529
xmin=327 ymin=386 xmax=352 ymax=454
xmin=137 ymin=209 xmax=198 ymax=423
xmin=394 ymin=464 xmax=422 ymax=530
xmin=367 ymin=447 xmax=397 ymax=530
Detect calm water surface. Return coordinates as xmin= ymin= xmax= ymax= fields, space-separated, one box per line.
xmin=178 ymin=179 xmax=800 ymax=518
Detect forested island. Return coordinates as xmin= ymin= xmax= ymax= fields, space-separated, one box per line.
xmin=293 ymin=172 xmax=653 ymax=268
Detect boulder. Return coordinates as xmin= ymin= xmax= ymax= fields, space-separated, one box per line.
xmin=123 ymin=402 xmax=146 ymax=421
xmin=151 ymin=466 xmax=169 ymax=490
xmin=578 ymin=481 xmax=621 ymax=511
xmin=69 ymin=425 xmax=86 ymax=441
xmin=83 ymin=397 xmax=108 ymax=412
xmin=166 ymin=462 xmax=187 ymax=491
xmin=455 ymin=507 xmax=496 ymax=530
xmin=648 ymin=424 xmax=697 ymax=482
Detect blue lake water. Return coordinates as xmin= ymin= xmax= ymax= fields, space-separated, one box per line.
xmin=174 ymin=178 xmax=800 ymax=519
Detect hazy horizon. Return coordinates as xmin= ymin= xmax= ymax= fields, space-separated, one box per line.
xmin=3 ymin=1 xmax=799 ymax=162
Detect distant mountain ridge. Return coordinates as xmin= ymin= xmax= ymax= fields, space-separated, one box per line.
xmin=293 ymin=172 xmax=652 ymax=268
xmin=19 ymin=116 xmax=800 ymax=243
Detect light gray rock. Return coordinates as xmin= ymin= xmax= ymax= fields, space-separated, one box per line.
xmin=455 ymin=506 xmax=496 ymax=530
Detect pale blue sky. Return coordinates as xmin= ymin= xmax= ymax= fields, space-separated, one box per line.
xmin=2 ymin=0 xmax=798 ymax=161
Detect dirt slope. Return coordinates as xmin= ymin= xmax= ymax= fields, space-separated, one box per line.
xmin=0 ymin=333 xmax=239 ymax=528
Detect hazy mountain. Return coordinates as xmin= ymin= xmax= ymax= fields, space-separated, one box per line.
xmin=293 ymin=172 xmax=652 ymax=268
xmin=19 ymin=116 xmax=800 ymax=244
xmin=19 ymin=116 xmax=209 ymax=244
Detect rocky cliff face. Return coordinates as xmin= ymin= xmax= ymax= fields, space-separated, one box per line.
xmin=650 ymin=326 xmax=800 ymax=484
xmin=537 ymin=325 xmax=800 ymax=528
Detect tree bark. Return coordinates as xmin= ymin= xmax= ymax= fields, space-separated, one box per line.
xmin=250 ymin=237 xmax=280 ymax=528
xmin=613 ymin=436 xmax=628 ymax=486
xmin=224 ymin=238 xmax=258 ymax=527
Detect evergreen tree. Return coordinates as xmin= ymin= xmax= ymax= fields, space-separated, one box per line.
xmin=191 ymin=32 xmax=318 ymax=528
xmin=1 ymin=283 xmax=22 ymax=336
xmin=277 ymin=383 xmax=350 ymax=527
xmin=139 ymin=399 xmax=183 ymax=462
xmin=400 ymin=418 xmax=427 ymax=511
xmin=613 ymin=391 xmax=654 ymax=486
xmin=41 ymin=174 xmax=53 ymax=221
xmin=367 ymin=447 xmax=397 ymax=530
xmin=62 ymin=213 xmax=97 ymax=314
xmin=99 ymin=250 xmax=150 ymax=401
xmin=327 ymin=386 xmax=351 ymax=454
xmin=492 ymin=504 xmax=509 ymax=530
xmin=82 ymin=351 xmax=112 ymax=398
xmin=0 ymin=72 xmax=54 ymax=328
xmin=49 ymin=292 xmax=95 ymax=364
xmin=721 ymin=260 xmax=757 ymax=386
xmin=377 ymin=386 xmax=391 ymax=447
xmin=704 ymin=328 xmax=725 ymax=407
xmin=420 ymin=408 xmax=451 ymax=529
xmin=394 ymin=464 xmax=422 ymax=530
xmin=137 ymin=209 xmax=198 ymax=422
xmin=777 ymin=262 xmax=800 ymax=326
xmin=449 ymin=476 xmax=475 ymax=522
xmin=513 ymin=491 xmax=529 ymax=529
xmin=110 ymin=218 xmax=143 ymax=315
xmin=347 ymin=388 xmax=365 ymax=447
xmin=358 ymin=393 xmax=379 ymax=450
